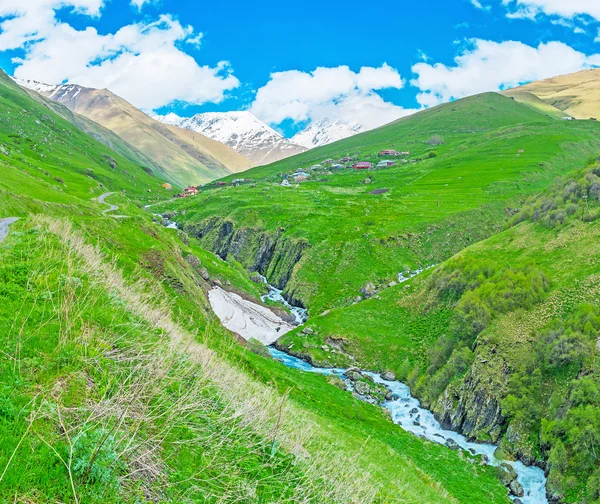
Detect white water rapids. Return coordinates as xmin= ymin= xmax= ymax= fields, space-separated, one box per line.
xmin=207 ymin=278 xmax=548 ymax=503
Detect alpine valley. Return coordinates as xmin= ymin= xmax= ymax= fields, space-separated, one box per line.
xmin=1 ymin=30 xmax=600 ymax=504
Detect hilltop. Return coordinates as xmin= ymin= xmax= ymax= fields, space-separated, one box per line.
xmin=17 ymin=78 xmax=252 ymax=187
xmin=509 ymin=68 xmax=600 ymax=120
xmin=161 ymin=92 xmax=600 ymax=314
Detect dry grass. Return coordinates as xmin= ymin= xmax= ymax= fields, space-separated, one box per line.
xmin=36 ymin=216 xmax=379 ymax=503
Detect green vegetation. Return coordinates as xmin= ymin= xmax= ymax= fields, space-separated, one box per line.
xmin=275 ymin=162 xmax=600 ymax=503
xmin=162 ymin=92 xmax=600 ymax=316
xmin=0 ymin=58 xmax=513 ymax=502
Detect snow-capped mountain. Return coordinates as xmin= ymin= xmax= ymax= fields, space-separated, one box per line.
xmin=155 ymin=111 xmax=307 ymax=166
xmin=291 ymin=119 xmax=365 ymax=149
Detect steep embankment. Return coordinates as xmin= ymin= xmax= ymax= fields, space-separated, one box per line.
xmin=17 ymin=78 xmax=252 ymax=186
xmin=162 ymin=92 xmax=600 ymax=315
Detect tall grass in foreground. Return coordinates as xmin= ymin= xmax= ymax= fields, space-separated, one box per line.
xmin=0 ymin=218 xmax=377 ymax=503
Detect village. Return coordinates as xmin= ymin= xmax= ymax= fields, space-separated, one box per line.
xmin=168 ymin=148 xmax=415 ymax=198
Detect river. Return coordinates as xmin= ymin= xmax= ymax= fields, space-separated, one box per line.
xmin=207 ymin=277 xmax=548 ymax=503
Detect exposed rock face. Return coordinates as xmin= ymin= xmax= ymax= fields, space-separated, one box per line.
xmin=184 ymin=217 xmax=309 ymax=303
xmin=433 ymin=370 xmax=505 ymax=443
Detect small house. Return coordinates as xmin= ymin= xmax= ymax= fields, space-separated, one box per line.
xmin=322 ymin=158 xmax=335 ymax=165
xmin=281 ymin=179 xmax=291 ymax=187
xmin=161 ymin=183 xmax=173 ymax=190
xmin=232 ymin=178 xmax=245 ymax=186
xmin=311 ymin=164 xmax=323 ymax=170
xmin=377 ymin=160 xmax=395 ymax=168
xmin=331 ymin=163 xmax=343 ymax=169
xmin=339 ymin=156 xmax=355 ymax=163
xmin=379 ymin=149 xmax=398 ymax=156
xmin=217 ymin=181 xmax=227 ymax=187
xmin=184 ymin=186 xmax=198 ymax=196
xmin=562 ymin=117 xmax=574 ymax=121
xmin=353 ymin=162 xmax=373 ymax=170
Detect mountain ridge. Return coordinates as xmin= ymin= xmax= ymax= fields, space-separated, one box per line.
xmin=156 ymin=111 xmax=307 ymax=166
xmin=17 ymin=78 xmax=252 ymax=187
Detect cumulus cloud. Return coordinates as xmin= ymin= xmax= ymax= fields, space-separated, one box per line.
xmin=250 ymin=65 xmax=415 ymax=129
xmin=2 ymin=1 xmax=239 ymax=110
xmin=502 ymin=0 xmax=600 ymax=21
xmin=412 ymin=39 xmax=600 ymax=106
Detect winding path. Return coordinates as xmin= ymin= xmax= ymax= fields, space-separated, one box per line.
xmin=98 ymin=192 xmax=128 ymax=219
xmin=0 ymin=218 xmax=18 ymax=243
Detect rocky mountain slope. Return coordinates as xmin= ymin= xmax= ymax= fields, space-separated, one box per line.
xmin=17 ymin=79 xmax=252 ymax=187
xmin=157 ymin=111 xmax=307 ymax=166
xmin=291 ymin=118 xmax=365 ymax=148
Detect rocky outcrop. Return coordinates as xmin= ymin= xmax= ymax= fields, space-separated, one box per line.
xmin=433 ymin=370 xmax=505 ymax=443
xmin=184 ymin=217 xmax=309 ymax=301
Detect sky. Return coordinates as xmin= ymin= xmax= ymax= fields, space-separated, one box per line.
xmin=2 ymin=0 xmax=600 ymax=137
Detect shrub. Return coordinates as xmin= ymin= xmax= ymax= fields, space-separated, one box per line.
xmin=247 ymin=338 xmax=271 ymax=358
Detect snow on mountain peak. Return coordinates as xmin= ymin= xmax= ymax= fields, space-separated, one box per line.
xmin=155 ymin=111 xmax=307 ymax=166
xmin=291 ymin=118 xmax=365 ymax=149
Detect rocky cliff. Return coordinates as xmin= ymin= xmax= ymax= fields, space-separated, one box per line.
xmin=183 ymin=217 xmax=309 ymax=305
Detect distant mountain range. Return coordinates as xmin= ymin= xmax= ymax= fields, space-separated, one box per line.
xmin=17 ymin=78 xmax=372 ymax=178
xmin=158 ymin=112 xmax=367 ymax=159
xmin=156 ymin=111 xmax=307 ymax=166
xmin=17 ymin=79 xmax=252 ymax=187
xmin=291 ymin=118 xmax=365 ymax=149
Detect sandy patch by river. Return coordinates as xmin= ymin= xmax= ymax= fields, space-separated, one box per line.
xmin=208 ymin=287 xmax=294 ymax=345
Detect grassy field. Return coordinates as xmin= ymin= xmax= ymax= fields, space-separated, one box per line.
xmin=161 ymin=92 xmax=600 ymax=315
xmin=275 ymin=164 xmax=600 ymax=503
xmin=0 ymin=56 xmax=512 ymax=502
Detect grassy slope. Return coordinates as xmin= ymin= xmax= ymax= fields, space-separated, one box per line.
xmin=162 ymin=92 xmax=600 ymax=314
xmin=0 ymin=65 xmax=509 ymax=502
xmin=276 ymin=165 xmax=600 ymax=503
xmin=29 ymin=81 xmax=252 ymax=187
xmin=501 ymin=89 xmax=569 ymax=119
xmin=20 ymin=84 xmax=170 ymax=184
xmin=515 ymin=68 xmax=600 ymax=120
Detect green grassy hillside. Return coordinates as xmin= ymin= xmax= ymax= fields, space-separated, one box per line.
xmin=0 ymin=62 xmax=510 ymax=502
xmin=161 ymin=92 xmax=600 ymax=315
xmin=275 ymin=161 xmax=600 ymax=504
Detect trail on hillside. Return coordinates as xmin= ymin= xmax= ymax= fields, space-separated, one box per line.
xmin=97 ymin=192 xmax=128 ymax=218
xmin=0 ymin=218 xmax=18 ymax=243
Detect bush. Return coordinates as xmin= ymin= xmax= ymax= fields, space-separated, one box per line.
xmin=426 ymin=135 xmax=445 ymax=146
xmin=247 ymin=338 xmax=271 ymax=358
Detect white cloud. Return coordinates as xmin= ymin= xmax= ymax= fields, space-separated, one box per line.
xmin=2 ymin=2 xmax=239 ymax=110
xmin=412 ymin=39 xmax=600 ymax=106
xmin=250 ymin=64 xmax=416 ymax=129
xmin=502 ymin=0 xmax=600 ymax=21
xmin=471 ymin=0 xmax=491 ymax=12
xmin=130 ymin=0 xmax=152 ymax=9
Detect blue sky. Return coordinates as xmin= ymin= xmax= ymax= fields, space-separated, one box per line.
xmin=2 ymin=0 xmax=600 ymax=136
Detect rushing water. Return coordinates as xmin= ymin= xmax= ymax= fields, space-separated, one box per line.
xmin=259 ymin=275 xmax=308 ymax=324
xmin=269 ymin=347 xmax=548 ymax=503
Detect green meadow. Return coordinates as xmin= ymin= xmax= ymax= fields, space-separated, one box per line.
xmin=0 ymin=65 xmax=513 ymax=502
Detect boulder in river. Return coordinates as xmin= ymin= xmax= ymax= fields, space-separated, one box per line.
xmin=360 ymin=282 xmax=377 ymax=298
xmin=345 ymin=370 xmax=363 ymax=381
xmin=445 ymin=438 xmax=459 ymax=450
xmin=497 ymin=463 xmax=518 ymax=486
xmin=354 ymin=381 xmax=371 ymax=396
xmin=509 ymin=479 xmax=524 ymax=498
xmin=381 ymin=371 xmax=396 ymax=381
